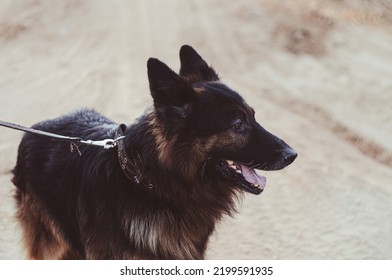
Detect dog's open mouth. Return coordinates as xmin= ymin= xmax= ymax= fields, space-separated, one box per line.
xmin=219 ymin=160 xmax=266 ymax=195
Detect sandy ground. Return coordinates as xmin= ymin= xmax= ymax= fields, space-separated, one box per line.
xmin=1 ymin=0 xmax=391 ymax=259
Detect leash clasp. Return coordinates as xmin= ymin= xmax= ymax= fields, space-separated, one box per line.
xmin=80 ymin=136 xmax=126 ymax=149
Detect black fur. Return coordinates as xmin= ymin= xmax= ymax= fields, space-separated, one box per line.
xmin=12 ymin=45 xmax=296 ymax=259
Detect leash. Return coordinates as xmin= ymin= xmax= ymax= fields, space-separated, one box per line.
xmin=0 ymin=120 xmax=125 ymax=150
xmin=1 ymin=119 xmax=155 ymax=189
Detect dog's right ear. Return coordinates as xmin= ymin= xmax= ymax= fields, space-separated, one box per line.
xmin=147 ymin=58 xmax=195 ymax=116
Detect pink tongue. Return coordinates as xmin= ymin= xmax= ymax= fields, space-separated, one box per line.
xmin=240 ymin=164 xmax=266 ymax=188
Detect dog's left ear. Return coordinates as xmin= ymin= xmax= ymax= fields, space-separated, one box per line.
xmin=179 ymin=45 xmax=219 ymax=82
xmin=147 ymin=58 xmax=195 ymax=118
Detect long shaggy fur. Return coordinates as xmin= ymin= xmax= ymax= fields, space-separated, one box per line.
xmin=12 ymin=45 xmax=296 ymax=259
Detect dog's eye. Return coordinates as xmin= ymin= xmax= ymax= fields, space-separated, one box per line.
xmin=231 ymin=119 xmax=243 ymax=131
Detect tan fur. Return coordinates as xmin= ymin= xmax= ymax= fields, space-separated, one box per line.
xmin=16 ymin=191 xmax=72 ymax=259
xmin=149 ymin=113 xmax=219 ymax=179
xmin=214 ymin=130 xmax=247 ymax=148
xmin=149 ymin=114 xmax=178 ymax=169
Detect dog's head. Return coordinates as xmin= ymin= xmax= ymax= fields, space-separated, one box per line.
xmin=147 ymin=45 xmax=297 ymax=195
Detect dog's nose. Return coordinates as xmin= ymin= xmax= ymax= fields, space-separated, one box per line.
xmin=282 ymin=148 xmax=297 ymax=165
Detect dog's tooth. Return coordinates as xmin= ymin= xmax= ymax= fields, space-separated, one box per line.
xmin=252 ymin=183 xmax=259 ymax=188
xmin=236 ymin=169 xmax=242 ymax=174
xmin=227 ymin=160 xmax=234 ymax=165
xmin=227 ymin=162 xmax=237 ymax=170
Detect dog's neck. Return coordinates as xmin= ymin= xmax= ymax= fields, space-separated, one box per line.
xmin=116 ymin=114 xmax=199 ymax=196
xmin=147 ymin=112 xmax=207 ymax=180
xmin=118 ymin=113 xmax=239 ymax=208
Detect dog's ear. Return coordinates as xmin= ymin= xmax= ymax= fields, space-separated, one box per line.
xmin=179 ymin=45 xmax=219 ymax=82
xmin=147 ymin=58 xmax=195 ymax=118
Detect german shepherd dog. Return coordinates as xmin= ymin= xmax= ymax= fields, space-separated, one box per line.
xmin=12 ymin=45 xmax=297 ymax=259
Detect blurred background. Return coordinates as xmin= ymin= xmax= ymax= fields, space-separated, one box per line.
xmin=0 ymin=0 xmax=391 ymax=259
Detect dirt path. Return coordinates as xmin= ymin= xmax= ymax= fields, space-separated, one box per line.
xmin=1 ymin=0 xmax=391 ymax=259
